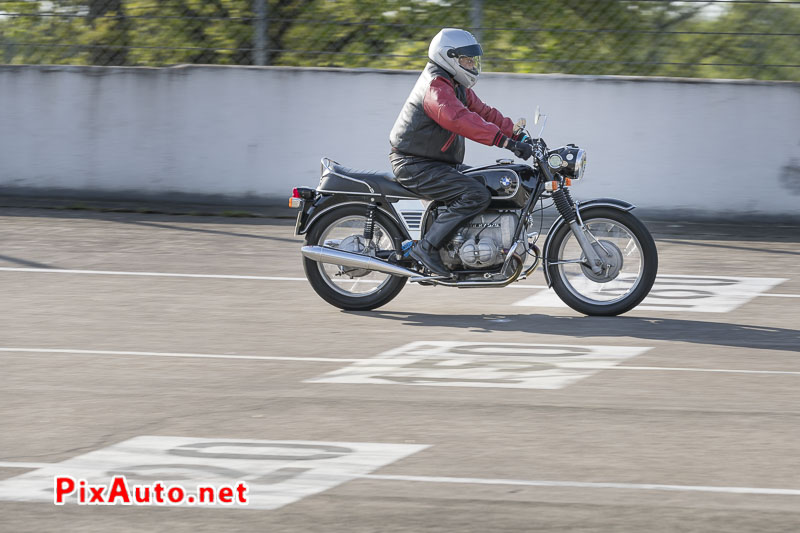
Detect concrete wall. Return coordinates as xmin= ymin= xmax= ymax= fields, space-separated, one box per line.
xmin=1 ymin=65 xmax=799 ymax=219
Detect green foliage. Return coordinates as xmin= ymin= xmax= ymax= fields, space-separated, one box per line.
xmin=0 ymin=0 xmax=798 ymax=80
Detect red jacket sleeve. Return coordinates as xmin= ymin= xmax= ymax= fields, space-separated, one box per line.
xmin=466 ymin=89 xmax=514 ymax=138
xmin=423 ymin=76 xmax=509 ymax=147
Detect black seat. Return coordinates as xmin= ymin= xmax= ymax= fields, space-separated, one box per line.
xmin=331 ymin=163 xmax=421 ymax=199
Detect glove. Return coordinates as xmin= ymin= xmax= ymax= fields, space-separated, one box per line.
xmin=506 ymin=138 xmax=533 ymax=160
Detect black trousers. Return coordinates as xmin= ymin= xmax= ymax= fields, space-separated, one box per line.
xmin=390 ymin=153 xmax=491 ymax=248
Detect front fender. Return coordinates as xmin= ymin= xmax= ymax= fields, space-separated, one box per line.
xmin=541 ymin=198 xmax=636 ymax=287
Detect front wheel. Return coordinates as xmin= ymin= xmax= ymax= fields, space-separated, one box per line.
xmin=303 ymin=205 xmax=408 ymax=311
xmin=546 ymin=207 xmax=658 ymax=316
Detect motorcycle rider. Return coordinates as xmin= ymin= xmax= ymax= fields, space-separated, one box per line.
xmin=389 ymin=28 xmax=533 ymax=277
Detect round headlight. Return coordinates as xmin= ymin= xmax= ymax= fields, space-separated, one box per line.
xmin=573 ymin=149 xmax=587 ymax=180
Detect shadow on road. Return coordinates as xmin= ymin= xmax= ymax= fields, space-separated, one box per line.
xmin=658 ymin=238 xmax=800 ymax=257
xmin=353 ymin=311 xmax=800 ymax=352
xmin=0 ymin=254 xmax=56 ymax=269
xmin=111 ymin=219 xmax=303 ymax=244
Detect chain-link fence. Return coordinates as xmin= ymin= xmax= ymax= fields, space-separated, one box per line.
xmin=1 ymin=1 xmax=799 ymax=81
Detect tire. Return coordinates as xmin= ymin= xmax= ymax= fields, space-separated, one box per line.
xmin=303 ymin=205 xmax=408 ymax=311
xmin=547 ymin=207 xmax=658 ymax=316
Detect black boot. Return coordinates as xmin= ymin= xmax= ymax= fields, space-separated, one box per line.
xmin=409 ymin=239 xmax=450 ymax=277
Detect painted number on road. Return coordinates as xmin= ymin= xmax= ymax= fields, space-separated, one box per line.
xmin=306 ymin=341 xmax=651 ymax=389
xmin=0 ymin=436 xmax=427 ymax=510
xmin=513 ymin=275 xmax=787 ymax=312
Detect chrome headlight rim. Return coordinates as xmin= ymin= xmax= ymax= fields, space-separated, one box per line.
xmin=573 ymin=149 xmax=587 ymax=181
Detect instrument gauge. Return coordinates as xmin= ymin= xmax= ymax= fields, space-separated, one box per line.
xmin=547 ymin=154 xmax=564 ymax=169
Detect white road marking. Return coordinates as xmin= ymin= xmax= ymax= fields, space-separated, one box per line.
xmin=0 ymin=347 xmax=365 ymax=363
xmin=1 ymin=460 xmax=797 ymax=498
xmin=0 ymin=437 xmax=428 ymax=510
xmin=3 ymin=347 xmax=800 ymax=377
xmin=0 ymin=462 xmax=51 ymax=469
xmin=0 ymin=267 xmax=306 ymax=281
xmin=306 ymin=341 xmax=652 ymax=389
xmin=574 ymin=365 xmax=800 ymax=376
xmin=514 ymin=274 xmax=789 ymax=312
xmin=516 ymin=284 xmax=798 ymax=296
xmin=0 ymin=268 xmax=796 ymax=301
xmin=360 ymin=474 xmax=800 ymax=496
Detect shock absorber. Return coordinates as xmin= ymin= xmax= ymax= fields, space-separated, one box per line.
xmin=363 ymin=203 xmax=377 ymax=241
xmin=552 ymin=189 xmax=576 ymax=223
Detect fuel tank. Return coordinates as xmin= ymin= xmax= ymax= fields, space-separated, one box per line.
xmin=463 ymin=164 xmax=535 ymax=208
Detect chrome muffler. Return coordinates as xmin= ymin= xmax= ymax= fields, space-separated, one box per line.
xmin=301 ymin=245 xmax=420 ymax=278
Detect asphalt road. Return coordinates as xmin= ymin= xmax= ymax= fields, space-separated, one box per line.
xmin=0 ymin=207 xmax=798 ymax=532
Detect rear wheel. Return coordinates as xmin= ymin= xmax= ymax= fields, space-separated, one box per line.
xmin=303 ymin=205 xmax=408 ymax=311
xmin=547 ymin=207 xmax=658 ymax=316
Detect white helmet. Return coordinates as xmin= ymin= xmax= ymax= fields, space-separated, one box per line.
xmin=428 ymin=28 xmax=483 ymax=89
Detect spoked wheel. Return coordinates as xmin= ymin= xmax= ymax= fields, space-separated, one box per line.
xmin=303 ymin=206 xmax=407 ymax=311
xmin=547 ymin=207 xmax=658 ymax=316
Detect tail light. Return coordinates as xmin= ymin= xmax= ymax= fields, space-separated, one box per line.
xmin=289 ymin=187 xmax=314 ymax=207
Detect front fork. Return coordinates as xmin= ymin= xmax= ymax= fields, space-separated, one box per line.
xmin=551 ymin=188 xmax=607 ymax=274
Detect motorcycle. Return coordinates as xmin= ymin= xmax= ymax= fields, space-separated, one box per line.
xmin=290 ymin=111 xmax=658 ymax=316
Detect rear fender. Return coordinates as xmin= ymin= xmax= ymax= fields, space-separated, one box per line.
xmin=541 ymin=198 xmax=635 ymax=287
xmin=296 ymin=195 xmax=410 ymax=240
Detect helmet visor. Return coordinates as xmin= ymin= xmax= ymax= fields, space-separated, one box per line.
xmin=458 ymin=54 xmax=481 ymax=76
xmin=452 ymin=43 xmax=482 ymax=75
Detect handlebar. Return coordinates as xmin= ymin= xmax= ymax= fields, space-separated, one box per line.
xmin=533 ymin=138 xmax=547 ymax=160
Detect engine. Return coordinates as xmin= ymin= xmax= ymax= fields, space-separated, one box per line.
xmin=439 ymin=211 xmax=519 ymax=269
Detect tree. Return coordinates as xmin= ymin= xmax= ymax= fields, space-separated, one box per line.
xmin=0 ymin=0 xmax=797 ymax=81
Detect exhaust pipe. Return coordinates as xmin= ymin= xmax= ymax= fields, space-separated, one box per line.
xmin=301 ymin=246 xmax=420 ymax=278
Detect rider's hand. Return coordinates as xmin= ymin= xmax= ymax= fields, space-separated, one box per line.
xmin=506 ymin=138 xmax=533 ymax=160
